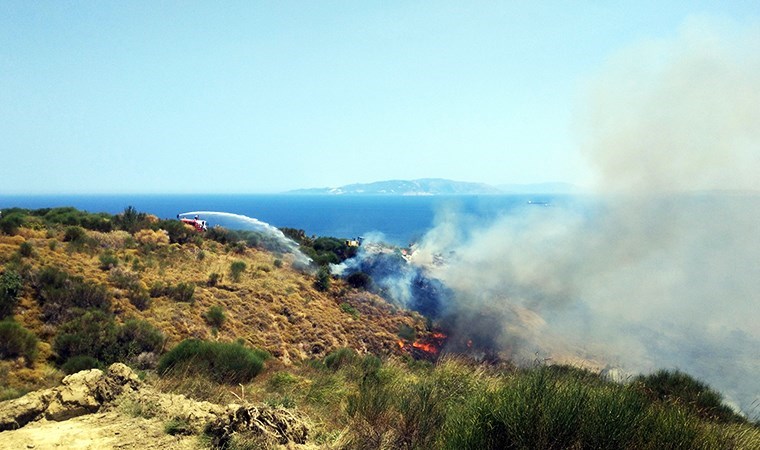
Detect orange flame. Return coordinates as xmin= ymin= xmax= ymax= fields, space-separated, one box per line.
xmin=412 ymin=341 xmax=439 ymax=354
xmin=397 ymin=340 xmax=405 ymax=349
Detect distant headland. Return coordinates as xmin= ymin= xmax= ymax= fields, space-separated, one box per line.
xmin=286 ymin=178 xmax=578 ymax=196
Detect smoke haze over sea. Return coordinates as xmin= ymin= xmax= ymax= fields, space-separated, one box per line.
xmin=334 ymin=18 xmax=760 ymax=415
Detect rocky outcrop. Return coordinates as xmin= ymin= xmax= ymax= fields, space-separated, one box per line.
xmin=205 ymin=404 xmax=308 ymax=447
xmin=0 ymin=363 xmax=141 ymax=430
xmin=0 ymin=364 xmax=310 ymax=448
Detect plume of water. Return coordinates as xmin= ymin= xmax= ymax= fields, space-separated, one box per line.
xmin=179 ymin=211 xmax=312 ymax=268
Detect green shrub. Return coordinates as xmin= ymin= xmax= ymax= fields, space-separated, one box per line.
xmin=128 ymin=290 xmax=151 ymax=310
xmin=229 ymin=261 xmax=246 ymax=282
xmin=54 ymin=311 xmax=163 ymax=366
xmin=34 ymin=267 xmax=111 ymax=323
xmin=99 ymin=251 xmax=118 ymax=270
xmin=170 ymin=282 xmax=195 ymax=303
xmin=207 ymin=272 xmax=222 ymax=287
xmin=18 ymin=241 xmax=34 ymax=258
xmin=346 ymin=272 xmax=371 ymax=289
xmin=116 ymin=319 xmax=165 ymax=360
xmin=340 ymin=302 xmax=359 ymax=318
xmin=114 ymin=206 xmax=148 ymax=233
xmin=273 ymin=259 xmax=283 ymax=268
xmin=204 ymin=305 xmax=226 ymax=329
xmin=324 ymin=347 xmax=358 ymax=371
xmin=315 ymin=266 xmax=331 ymax=292
xmin=53 ymin=309 xmax=119 ymax=363
xmin=63 ymin=226 xmax=87 ymax=243
xmin=61 ymin=355 xmax=103 ymax=374
xmin=0 ymin=270 xmax=22 ymax=320
xmin=0 ymin=320 xmax=38 ymax=365
xmin=150 ymin=281 xmax=195 ymax=302
xmin=157 ymin=339 xmax=265 ymax=384
xmin=0 ymin=211 xmax=25 ymax=235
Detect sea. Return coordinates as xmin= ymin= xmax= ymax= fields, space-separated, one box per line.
xmin=0 ymin=194 xmax=563 ymax=245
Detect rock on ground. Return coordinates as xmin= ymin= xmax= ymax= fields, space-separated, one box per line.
xmin=0 ymin=363 xmax=311 ymax=449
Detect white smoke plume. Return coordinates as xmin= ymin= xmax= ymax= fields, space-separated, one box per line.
xmin=408 ymin=18 xmax=760 ymax=414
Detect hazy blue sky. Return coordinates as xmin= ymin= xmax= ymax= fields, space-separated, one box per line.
xmin=1 ymin=1 xmax=758 ymax=194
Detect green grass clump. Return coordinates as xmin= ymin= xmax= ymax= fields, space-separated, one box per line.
xmin=324 ymin=347 xmax=358 ymax=371
xmin=229 ymin=260 xmax=247 ymax=282
xmin=157 ymin=339 xmax=265 ymax=384
xmin=164 ymin=417 xmax=193 ymax=435
xmin=634 ymin=369 xmax=746 ymax=424
xmin=204 ymin=305 xmax=225 ymax=329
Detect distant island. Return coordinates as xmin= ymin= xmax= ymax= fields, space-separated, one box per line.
xmin=287 ymin=178 xmax=577 ymax=196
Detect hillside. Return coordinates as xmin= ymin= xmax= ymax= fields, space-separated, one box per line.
xmin=0 ymin=207 xmax=758 ymax=449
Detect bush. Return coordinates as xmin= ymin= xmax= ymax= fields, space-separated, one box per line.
xmin=61 ymin=355 xmax=103 ymax=374
xmin=324 ymin=347 xmax=358 ymax=371
xmin=54 ymin=311 xmax=163 ymax=366
xmin=204 ymin=305 xmax=226 ymax=329
xmin=128 ymin=290 xmax=151 ymax=310
xmin=63 ymin=226 xmax=87 ymax=243
xmin=134 ymin=229 xmax=170 ymax=249
xmin=207 ymin=272 xmax=222 ymax=287
xmin=229 ymin=261 xmax=246 ymax=282
xmin=114 ymin=206 xmax=148 ymax=233
xmin=157 ymin=339 xmax=265 ymax=384
xmin=0 ymin=270 xmax=22 ymax=320
xmin=346 ymin=272 xmax=372 ymax=289
xmin=35 ymin=267 xmax=112 ymax=323
xmin=18 ymin=241 xmax=34 ymax=258
xmin=149 ymin=281 xmax=195 ymax=302
xmin=315 ymin=266 xmax=331 ymax=292
xmin=0 ymin=211 xmax=25 ymax=235
xmin=170 ymin=282 xmax=195 ymax=303
xmin=99 ymin=251 xmax=119 ymax=270
xmin=116 ymin=319 xmax=165 ymax=360
xmin=53 ymin=309 xmax=118 ymax=363
xmin=340 ymin=302 xmax=359 ymax=318
xmin=0 ymin=320 xmax=38 ymax=365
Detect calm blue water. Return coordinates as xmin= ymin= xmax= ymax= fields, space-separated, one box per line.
xmin=0 ymin=194 xmax=563 ymax=244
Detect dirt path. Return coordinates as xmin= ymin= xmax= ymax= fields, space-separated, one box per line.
xmin=0 ymin=410 xmax=199 ymax=450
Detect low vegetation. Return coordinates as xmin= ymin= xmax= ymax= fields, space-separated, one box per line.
xmin=157 ymin=339 xmax=265 ymax=384
xmin=0 ymin=205 xmax=756 ymax=449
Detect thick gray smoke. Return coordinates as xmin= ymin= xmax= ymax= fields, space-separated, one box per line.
xmin=402 ymin=18 xmax=760 ymax=414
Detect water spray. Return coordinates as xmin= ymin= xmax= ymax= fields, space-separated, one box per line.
xmin=179 ymin=211 xmax=312 ymax=268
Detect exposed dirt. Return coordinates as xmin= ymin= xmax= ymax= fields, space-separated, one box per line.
xmin=0 ymin=364 xmax=311 ymax=450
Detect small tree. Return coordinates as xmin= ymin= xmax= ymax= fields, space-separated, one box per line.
xmin=230 ymin=261 xmax=247 ymax=282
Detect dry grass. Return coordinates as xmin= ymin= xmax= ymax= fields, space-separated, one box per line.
xmin=0 ymin=226 xmax=426 ymax=396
